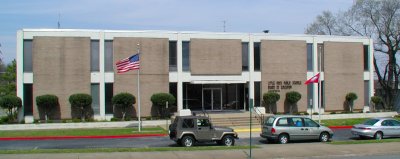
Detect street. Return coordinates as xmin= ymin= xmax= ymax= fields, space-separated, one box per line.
xmin=0 ymin=128 xmax=352 ymax=150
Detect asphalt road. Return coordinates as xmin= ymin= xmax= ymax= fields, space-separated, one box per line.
xmin=0 ymin=128 xmax=352 ymax=150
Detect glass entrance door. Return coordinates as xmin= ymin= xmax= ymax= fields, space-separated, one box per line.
xmin=202 ymin=88 xmax=222 ymax=110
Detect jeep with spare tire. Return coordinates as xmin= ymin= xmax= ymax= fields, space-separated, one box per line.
xmin=168 ymin=115 xmax=239 ymax=147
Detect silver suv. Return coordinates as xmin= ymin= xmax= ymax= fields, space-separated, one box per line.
xmin=169 ymin=115 xmax=238 ymax=147
xmin=260 ymin=115 xmax=334 ymax=144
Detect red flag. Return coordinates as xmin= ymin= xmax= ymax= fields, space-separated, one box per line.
xmin=304 ymin=73 xmax=320 ymax=85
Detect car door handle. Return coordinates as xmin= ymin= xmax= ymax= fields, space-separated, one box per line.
xmin=301 ymin=128 xmax=309 ymax=131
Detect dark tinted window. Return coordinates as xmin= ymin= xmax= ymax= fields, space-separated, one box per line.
xmin=23 ymin=84 xmax=33 ymax=115
xmin=265 ymin=117 xmax=275 ymax=126
xmin=363 ymin=119 xmax=379 ymax=125
xmin=182 ymin=41 xmax=190 ymax=71
xmin=304 ymin=118 xmax=319 ymax=127
xmin=182 ymin=119 xmax=194 ymax=128
xmin=105 ymin=83 xmax=113 ymax=114
xmin=91 ymin=40 xmax=100 ymax=72
xmin=254 ymin=42 xmax=261 ymax=71
xmin=105 ymin=40 xmax=114 ymax=72
xmin=169 ymin=41 xmax=177 ymax=71
xmin=364 ymin=45 xmax=369 ymax=71
xmin=23 ymin=40 xmax=33 ymax=72
xmin=390 ymin=120 xmax=400 ymax=126
xmin=197 ymin=119 xmax=210 ymax=127
xmin=242 ymin=42 xmax=249 ymax=71
xmin=307 ymin=43 xmax=313 ymax=71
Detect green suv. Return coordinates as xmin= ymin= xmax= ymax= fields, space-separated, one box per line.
xmin=169 ymin=115 xmax=239 ymax=147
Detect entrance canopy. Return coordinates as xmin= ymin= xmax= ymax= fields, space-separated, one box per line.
xmin=190 ymin=80 xmax=246 ymax=84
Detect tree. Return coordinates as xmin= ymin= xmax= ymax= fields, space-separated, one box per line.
xmin=0 ymin=95 xmax=22 ymax=122
xmin=0 ymin=60 xmax=16 ymax=96
xmin=305 ymin=0 xmax=400 ymax=110
xmin=263 ymin=92 xmax=280 ymax=113
xmin=305 ymin=11 xmax=338 ymax=35
xmin=371 ymin=96 xmax=383 ymax=111
xmin=69 ymin=93 xmax=93 ymax=121
xmin=36 ymin=94 xmax=58 ymax=121
xmin=150 ymin=93 xmax=176 ymax=118
xmin=345 ymin=92 xmax=358 ymax=112
xmin=112 ymin=93 xmax=135 ymax=120
xmin=285 ymin=91 xmax=301 ymax=114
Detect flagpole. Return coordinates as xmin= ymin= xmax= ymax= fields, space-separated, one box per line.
xmin=137 ymin=43 xmax=141 ymax=132
xmin=318 ymin=48 xmax=322 ymax=124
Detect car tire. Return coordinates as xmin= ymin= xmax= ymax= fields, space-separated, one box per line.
xmin=374 ymin=131 xmax=383 ymax=140
xmin=221 ymin=135 xmax=235 ymax=146
xmin=319 ymin=132 xmax=330 ymax=142
xmin=181 ymin=136 xmax=195 ymax=147
xmin=278 ymin=134 xmax=289 ymax=144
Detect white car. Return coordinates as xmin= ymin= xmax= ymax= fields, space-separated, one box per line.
xmin=351 ymin=118 xmax=400 ymax=140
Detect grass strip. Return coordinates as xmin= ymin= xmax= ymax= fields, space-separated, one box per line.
xmin=0 ymin=127 xmax=166 ymax=137
xmin=321 ymin=118 xmax=369 ymax=127
xmin=0 ymin=145 xmax=258 ymax=154
xmin=328 ymin=138 xmax=400 ymax=145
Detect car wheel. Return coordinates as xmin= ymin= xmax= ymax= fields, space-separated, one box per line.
xmin=221 ymin=135 xmax=235 ymax=146
xmin=374 ymin=132 xmax=383 ymax=140
xmin=278 ymin=134 xmax=289 ymax=144
xmin=181 ymin=136 xmax=194 ymax=147
xmin=319 ymin=132 xmax=330 ymax=142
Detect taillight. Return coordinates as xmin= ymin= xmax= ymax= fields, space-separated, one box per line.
xmin=271 ymin=128 xmax=276 ymax=134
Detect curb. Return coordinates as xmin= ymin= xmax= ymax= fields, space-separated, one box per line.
xmin=0 ymin=134 xmax=167 ymax=141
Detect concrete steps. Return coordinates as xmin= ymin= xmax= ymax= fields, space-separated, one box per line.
xmin=210 ymin=116 xmax=262 ymax=127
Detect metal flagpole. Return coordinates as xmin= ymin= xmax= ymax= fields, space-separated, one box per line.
xmin=318 ymin=48 xmax=322 ymax=124
xmin=137 ymin=43 xmax=141 ymax=132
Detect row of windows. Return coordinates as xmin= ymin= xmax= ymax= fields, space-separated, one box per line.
xmin=22 ymin=40 xmax=370 ymax=73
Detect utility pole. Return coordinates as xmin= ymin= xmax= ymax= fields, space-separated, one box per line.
xmin=57 ymin=13 xmax=61 ymax=29
xmin=222 ymin=20 xmax=226 ymax=32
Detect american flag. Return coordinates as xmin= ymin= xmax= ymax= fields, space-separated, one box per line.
xmin=116 ymin=53 xmax=140 ymax=73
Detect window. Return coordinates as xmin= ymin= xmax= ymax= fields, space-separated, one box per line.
xmin=364 ymin=81 xmax=369 ymax=106
xmin=389 ymin=120 xmax=400 ymax=126
xmin=304 ymin=118 xmax=319 ymax=127
xmin=292 ymin=117 xmax=303 ymax=127
xmin=363 ymin=119 xmax=379 ymax=125
xmin=307 ymin=84 xmax=313 ymax=109
xmin=319 ymin=81 xmax=325 ymax=108
xmin=317 ymin=44 xmax=324 ymax=71
xmin=197 ymin=119 xmax=211 ymax=127
xmin=254 ymin=42 xmax=261 ymax=71
xmin=105 ymin=83 xmax=113 ymax=114
xmin=265 ymin=117 xmax=276 ymax=126
xmin=242 ymin=42 xmax=249 ymax=71
xmin=91 ymin=84 xmax=100 ymax=115
xmin=23 ymin=84 xmax=33 ymax=115
xmin=23 ymin=40 xmax=33 ymax=72
xmin=91 ymin=40 xmax=100 ymax=72
xmin=254 ymin=82 xmax=261 ymax=107
xmin=307 ymin=43 xmax=313 ymax=71
xmin=182 ymin=41 xmax=190 ymax=71
xmin=364 ymin=45 xmax=369 ymax=71
xmin=276 ymin=118 xmax=290 ymax=126
xmin=105 ymin=40 xmax=114 ymax=72
xmin=182 ymin=119 xmax=194 ymax=128
xmin=169 ymin=41 xmax=177 ymax=71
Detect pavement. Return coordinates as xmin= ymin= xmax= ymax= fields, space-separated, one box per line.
xmin=0 ymin=141 xmax=399 ymax=159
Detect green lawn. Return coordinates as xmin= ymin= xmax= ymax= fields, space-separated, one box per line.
xmin=0 ymin=127 xmax=166 ymax=137
xmin=0 ymin=146 xmax=257 ymax=154
xmin=321 ymin=116 xmax=400 ymax=127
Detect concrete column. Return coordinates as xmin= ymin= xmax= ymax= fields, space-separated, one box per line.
xmin=16 ymin=30 xmax=24 ymax=122
xmin=99 ymin=31 xmax=106 ymax=119
xmin=177 ymin=33 xmax=184 ymax=114
xmin=248 ymin=34 xmax=255 ymax=111
xmin=369 ymin=39 xmax=374 ymax=101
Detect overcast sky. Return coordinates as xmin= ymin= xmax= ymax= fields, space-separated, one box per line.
xmin=0 ymin=0 xmax=353 ymax=64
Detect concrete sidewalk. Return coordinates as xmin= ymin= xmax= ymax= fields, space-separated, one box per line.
xmin=0 ymin=142 xmax=399 ymax=159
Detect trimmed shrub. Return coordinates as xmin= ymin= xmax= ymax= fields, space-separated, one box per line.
xmin=150 ymin=93 xmax=176 ymax=118
xmin=345 ymin=92 xmax=358 ymax=112
xmin=263 ymin=92 xmax=280 ymax=113
xmin=285 ymin=91 xmax=301 ymax=114
xmin=112 ymin=93 xmax=136 ymax=120
xmin=36 ymin=94 xmax=58 ymax=121
xmin=69 ymin=93 xmax=93 ymax=121
xmin=0 ymin=95 xmax=22 ymax=122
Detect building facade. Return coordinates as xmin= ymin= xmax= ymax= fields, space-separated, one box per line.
xmin=16 ymin=29 xmax=374 ymax=121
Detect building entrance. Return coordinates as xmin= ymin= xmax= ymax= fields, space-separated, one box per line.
xmin=203 ymin=88 xmax=222 ymax=110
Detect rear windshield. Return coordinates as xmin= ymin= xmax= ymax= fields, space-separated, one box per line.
xmin=363 ymin=119 xmax=380 ymax=126
xmin=265 ymin=117 xmax=276 ymax=126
